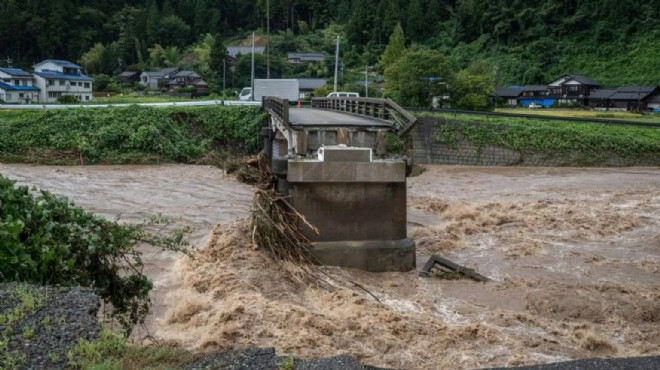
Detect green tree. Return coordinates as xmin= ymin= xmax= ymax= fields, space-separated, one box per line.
xmin=380 ymin=23 xmax=405 ymax=72
xmin=452 ymin=61 xmax=496 ymax=111
xmin=384 ymin=46 xmax=453 ymax=107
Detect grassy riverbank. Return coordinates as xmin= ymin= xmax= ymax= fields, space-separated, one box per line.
xmin=0 ymin=105 xmax=267 ymax=166
xmin=420 ymin=112 xmax=660 ymax=166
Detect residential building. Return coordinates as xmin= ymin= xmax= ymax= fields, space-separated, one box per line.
xmin=32 ymin=60 xmax=93 ymax=102
xmin=648 ymin=95 xmax=660 ymax=112
xmin=586 ymin=89 xmax=617 ymax=110
xmin=0 ymin=68 xmax=39 ymax=103
xmin=494 ymin=86 xmax=523 ymax=107
xmin=608 ymin=86 xmax=659 ymax=111
xmin=167 ymin=70 xmax=208 ymax=95
xmin=547 ymin=74 xmax=601 ymax=105
xmin=287 ymin=52 xmax=325 ymax=64
xmin=139 ymin=67 xmax=179 ymax=90
xmin=519 ymin=85 xmax=554 ymax=108
xmin=118 ymin=71 xmax=141 ymax=84
xmin=296 ymin=78 xmax=326 ymax=98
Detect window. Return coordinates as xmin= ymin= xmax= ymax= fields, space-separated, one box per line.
xmin=85 ymin=96 xmax=90 ymax=101
xmin=84 ymin=82 xmax=90 ymax=88
xmin=48 ymin=80 xmax=54 ymax=86
xmin=3 ymin=79 xmax=9 ymax=83
xmin=569 ymin=86 xmax=579 ymax=92
xmin=78 ymin=82 xmax=83 ymax=86
xmin=59 ymin=80 xmax=65 ymax=86
xmin=48 ymin=92 xmax=62 ymax=99
xmin=14 ymin=79 xmax=19 ymax=85
xmin=22 ymin=80 xmax=27 ymax=86
xmin=7 ymin=93 xmax=12 ymax=100
xmin=19 ymin=93 xmax=24 ymax=98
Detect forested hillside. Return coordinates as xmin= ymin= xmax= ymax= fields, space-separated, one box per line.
xmin=1 ymin=0 xmax=658 ymax=87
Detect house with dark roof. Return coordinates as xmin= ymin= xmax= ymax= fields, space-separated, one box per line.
xmin=32 ymin=60 xmax=93 ymax=102
xmin=586 ymin=89 xmax=617 ymax=110
xmin=287 ymin=52 xmax=325 ymax=64
xmin=118 ymin=71 xmax=141 ymax=84
xmin=518 ymin=85 xmax=555 ymax=108
xmin=139 ymin=67 xmax=180 ymax=90
xmin=647 ymin=94 xmax=660 ymax=112
xmin=608 ymin=86 xmax=659 ymax=111
xmin=494 ymin=86 xmax=523 ymax=107
xmin=547 ymin=74 xmax=601 ymax=105
xmin=167 ymin=70 xmax=208 ymax=95
xmin=296 ymin=78 xmax=326 ymax=98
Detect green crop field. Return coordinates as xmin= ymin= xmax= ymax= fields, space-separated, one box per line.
xmin=495 ymin=108 xmax=660 ymax=124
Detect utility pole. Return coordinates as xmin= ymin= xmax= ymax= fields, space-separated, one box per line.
xmin=5 ymin=57 xmax=12 ymax=68
xmin=333 ymin=36 xmax=339 ymax=93
xmin=222 ymin=59 xmax=226 ymax=92
xmin=267 ymin=0 xmax=270 ymax=79
xmin=251 ymin=31 xmax=255 ymax=100
xmin=365 ymin=65 xmax=369 ymax=98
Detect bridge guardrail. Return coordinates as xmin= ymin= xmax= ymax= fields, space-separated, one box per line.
xmin=311 ymin=97 xmax=418 ymax=136
xmin=262 ymin=97 xmax=290 ymax=129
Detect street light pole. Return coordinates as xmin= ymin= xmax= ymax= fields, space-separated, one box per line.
xmin=333 ymin=36 xmax=339 ymax=93
xmin=267 ymin=0 xmax=270 ymax=79
xmin=251 ymin=31 xmax=255 ymax=101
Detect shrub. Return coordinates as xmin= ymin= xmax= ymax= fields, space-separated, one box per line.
xmin=57 ymin=95 xmax=80 ymax=104
xmin=0 ymin=176 xmax=187 ymax=332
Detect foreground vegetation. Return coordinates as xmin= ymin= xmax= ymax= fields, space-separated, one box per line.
xmin=0 ymin=176 xmax=192 ymax=332
xmin=0 ymin=105 xmax=267 ymax=165
xmin=425 ymin=113 xmax=660 ymax=165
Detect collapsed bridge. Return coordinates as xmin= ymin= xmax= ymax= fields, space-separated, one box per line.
xmin=262 ymin=97 xmax=418 ymax=272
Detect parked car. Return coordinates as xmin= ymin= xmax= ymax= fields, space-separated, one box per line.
xmin=327 ymin=92 xmax=359 ymax=98
xmin=528 ymin=102 xmax=543 ymax=109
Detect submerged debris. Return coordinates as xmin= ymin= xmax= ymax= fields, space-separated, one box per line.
xmin=419 ymin=255 xmax=490 ymax=282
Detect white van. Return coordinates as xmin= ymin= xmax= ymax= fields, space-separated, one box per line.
xmin=327 ymin=92 xmax=359 ymax=98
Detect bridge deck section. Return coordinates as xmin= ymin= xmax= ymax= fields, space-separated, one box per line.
xmin=288 ymin=108 xmax=392 ymax=129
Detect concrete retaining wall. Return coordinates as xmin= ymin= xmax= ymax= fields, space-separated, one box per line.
xmin=411 ymin=116 xmax=658 ymax=167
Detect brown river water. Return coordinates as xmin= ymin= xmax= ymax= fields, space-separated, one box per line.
xmin=1 ymin=164 xmax=658 ymax=369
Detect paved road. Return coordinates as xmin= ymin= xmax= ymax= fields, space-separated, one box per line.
xmin=289 ymin=108 xmax=392 ymax=128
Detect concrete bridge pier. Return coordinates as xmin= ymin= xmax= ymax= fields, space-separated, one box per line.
xmin=262 ymin=97 xmax=418 ymax=272
xmin=287 ymin=148 xmax=415 ymax=272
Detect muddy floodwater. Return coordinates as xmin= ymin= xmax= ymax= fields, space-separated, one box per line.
xmin=1 ymin=164 xmax=658 ymax=369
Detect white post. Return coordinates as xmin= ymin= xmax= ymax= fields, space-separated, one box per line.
xmin=251 ymin=31 xmax=255 ymax=101
xmin=333 ymin=36 xmax=339 ymax=93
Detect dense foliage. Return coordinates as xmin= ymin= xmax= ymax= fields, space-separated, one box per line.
xmin=0 ymin=176 xmax=180 ymax=331
xmin=0 ymin=0 xmax=657 ymax=87
xmin=0 ymin=106 xmax=268 ymax=165
xmin=428 ymin=113 xmax=660 ymax=165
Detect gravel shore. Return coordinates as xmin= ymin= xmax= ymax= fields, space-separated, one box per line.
xmin=0 ymin=283 xmax=100 ymax=369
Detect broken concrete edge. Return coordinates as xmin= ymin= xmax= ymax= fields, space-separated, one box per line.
xmin=287 ymin=160 xmax=406 ymax=183
xmin=309 ymin=238 xmax=416 ymax=272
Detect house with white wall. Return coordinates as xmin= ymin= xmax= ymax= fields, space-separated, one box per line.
xmin=32 ymin=60 xmax=93 ymax=102
xmin=140 ymin=67 xmax=179 ymax=90
xmin=0 ymin=67 xmax=40 ymax=103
